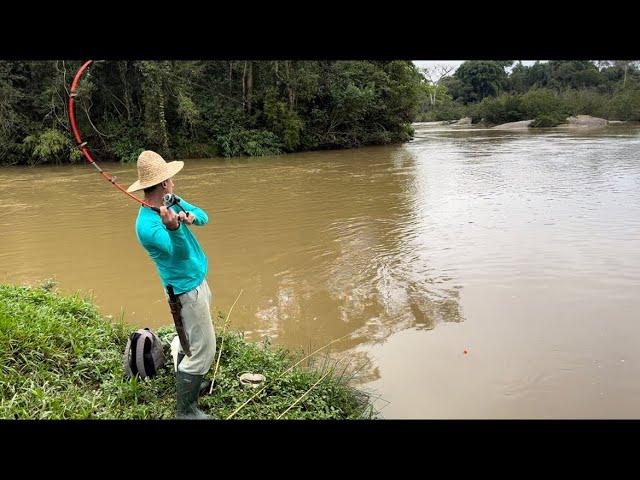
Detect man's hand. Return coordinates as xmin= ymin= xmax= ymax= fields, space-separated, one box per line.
xmin=159 ymin=206 xmax=180 ymax=230
xmin=178 ymin=211 xmax=195 ymax=225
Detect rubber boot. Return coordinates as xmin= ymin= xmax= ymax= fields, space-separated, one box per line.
xmin=176 ymin=370 xmax=211 ymax=419
xmin=175 ymin=353 xmax=209 ymax=419
xmin=177 ymin=352 xmax=213 ymax=396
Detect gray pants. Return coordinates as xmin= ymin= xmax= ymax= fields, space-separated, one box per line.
xmin=170 ymin=279 xmax=216 ymax=376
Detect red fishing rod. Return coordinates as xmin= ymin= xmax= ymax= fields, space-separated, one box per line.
xmin=68 ymin=60 xmax=160 ymax=213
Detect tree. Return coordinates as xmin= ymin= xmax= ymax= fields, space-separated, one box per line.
xmin=612 ymin=60 xmax=640 ymax=88
xmin=420 ymin=64 xmax=455 ymax=106
xmin=547 ymin=60 xmax=603 ymax=90
xmin=0 ymin=62 xmax=23 ymax=164
xmin=0 ymin=60 xmax=427 ymax=164
xmin=452 ymin=61 xmax=509 ymax=104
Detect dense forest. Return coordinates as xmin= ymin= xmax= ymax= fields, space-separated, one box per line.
xmin=2 ymin=60 xmax=639 ymax=166
xmin=417 ymin=60 xmax=640 ymax=127
xmin=0 ymin=60 xmax=424 ymax=166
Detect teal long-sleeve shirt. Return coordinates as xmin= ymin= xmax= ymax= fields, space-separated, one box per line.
xmin=135 ymin=197 xmax=208 ymax=295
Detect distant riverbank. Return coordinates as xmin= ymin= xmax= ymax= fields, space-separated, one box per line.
xmin=415 ymin=115 xmax=640 ymax=130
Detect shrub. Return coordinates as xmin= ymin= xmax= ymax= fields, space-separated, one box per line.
xmin=21 ymin=128 xmax=82 ymax=165
xmin=607 ymin=89 xmax=640 ymax=121
xmin=476 ymin=94 xmax=523 ymax=125
xmin=561 ymin=89 xmax=609 ymax=118
xmin=519 ymin=88 xmax=567 ymax=119
xmin=417 ymin=100 xmax=468 ymax=122
xmin=216 ymin=128 xmax=283 ymax=157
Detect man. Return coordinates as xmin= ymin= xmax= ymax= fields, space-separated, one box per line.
xmin=127 ymin=150 xmax=216 ymax=419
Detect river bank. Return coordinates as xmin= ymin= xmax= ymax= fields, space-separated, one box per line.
xmin=415 ymin=115 xmax=640 ymax=130
xmin=0 ymin=282 xmax=375 ymax=419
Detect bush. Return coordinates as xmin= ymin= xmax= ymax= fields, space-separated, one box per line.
xmin=364 ymin=130 xmax=392 ymax=144
xmin=99 ymin=122 xmax=146 ymax=163
xmin=519 ymin=88 xmax=567 ymax=119
xmin=400 ymin=122 xmax=415 ymax=140
xmin=21 ymin=128 xmax=83 ymax=165
xmin=470 ymin=89 xmax=573 ymax=126
xmin=417 ymin=100 xmax=468 ymax=122
xmin=216 ymin=128 xmax=283 ymax=157
xmin=242 ymin=130 xmax=283 ymax=156
xmin=476 ymin=94 xmax=523 ymax=125
xmin=607 ymin=89 xmax=640 ymax=121
xmin=561 ymin=89 xmax=609 ymax=118
xmin=171 ymin=141 xmax=220 ymax=159
xmin=111 ymin=138 xmax=145 ymax=164
xmin=263 ymin=88 xmax=304 ymax=151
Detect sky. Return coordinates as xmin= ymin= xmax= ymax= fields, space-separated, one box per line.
xmin=413 ymin=60 xmax=540 ymax=76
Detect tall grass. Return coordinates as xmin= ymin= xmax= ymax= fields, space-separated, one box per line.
xmin=0 ymin=283 xmax=376 ymax=419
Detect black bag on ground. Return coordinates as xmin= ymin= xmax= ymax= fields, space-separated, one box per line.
xmin=123 ymin=328 xmax=166 ymax=379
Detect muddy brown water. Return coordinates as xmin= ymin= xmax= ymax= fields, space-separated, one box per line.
xmin=2 ymin=123 xmax=640 ymax=418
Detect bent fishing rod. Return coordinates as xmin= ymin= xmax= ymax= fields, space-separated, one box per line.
xmin=70 ymin=61 xmax=195 ymax=360
xmin=68 ymin=60 xmax=162 ymax=214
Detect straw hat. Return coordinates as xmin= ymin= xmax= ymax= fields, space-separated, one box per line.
xmin=126 ymin=150 xmax=184 ymax=193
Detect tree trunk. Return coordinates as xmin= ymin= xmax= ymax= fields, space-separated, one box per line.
xmin=242 ymin=61 xmax=247 ymax=110
xmin=246 ymin=61 xmax=253 ymax=115
xmin=158 ymin=88 xmax=169 ymax=151
xmin=285 ymin=61 xmax=295 ymax=108
xmin=119 ymin=61 xmax=132 ymax=121
xmin=158 ymin=62 xmax=170 ymax=151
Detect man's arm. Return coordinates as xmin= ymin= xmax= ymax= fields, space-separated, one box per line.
xmin=175 ymin=198 xmax=208 ymax=226
xmin=142 ymin=207 xmax=191 ymax=260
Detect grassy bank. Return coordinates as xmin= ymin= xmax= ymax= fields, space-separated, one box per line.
xmin=0 ymin=282 xmax=376 ymax=419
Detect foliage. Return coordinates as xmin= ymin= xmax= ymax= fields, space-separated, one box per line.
xmin=607 ymin=89 xmax=640 ymax=120
xmin=560 ymin=89 xmax=608 ymax=118
xmin=263 ymin=87 xmax=303 ymax=151
xmin=0 ymin=60 xmax=424 ymax=165
xmin=217 ymin=128 xmax=283 ymax=157
xmin=21 ymin=128 xmax=82 ymax=165
xmin=519 ymin=88 xmax=567 ymax=119
xmin=451 ymin=61 xmax=510 ymax=104
xmin=475 ymin=94 xmax=523 ymax=124
xmin=418 ymin=60 xmax=640 ymax=125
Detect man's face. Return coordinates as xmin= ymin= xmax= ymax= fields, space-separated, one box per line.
xmin=164 ymin=177 xmax=175 ymax=194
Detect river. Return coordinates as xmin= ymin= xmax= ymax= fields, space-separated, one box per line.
xmin=2 ymin=122 xmax=639 ymax=418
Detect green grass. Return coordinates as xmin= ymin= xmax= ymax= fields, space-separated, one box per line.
xmin=0 ymin=282 xmax=377 ymax=420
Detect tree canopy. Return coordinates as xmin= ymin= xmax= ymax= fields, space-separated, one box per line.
xmin=417 ymin=60 xmax=640 ymax=125
xmin=0 ymin=60 xmax=425 ymax=166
